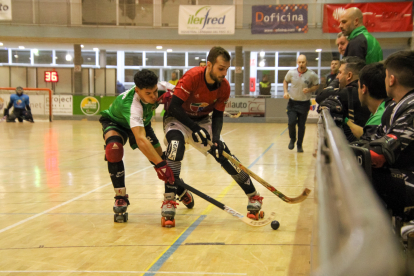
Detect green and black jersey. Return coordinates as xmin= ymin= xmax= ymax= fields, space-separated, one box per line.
xmin=101 ymin=86 xmax=158 ymax=129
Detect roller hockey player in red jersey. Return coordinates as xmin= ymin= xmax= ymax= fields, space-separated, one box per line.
xmin=160 ymin=46 xmax=264 ymax=225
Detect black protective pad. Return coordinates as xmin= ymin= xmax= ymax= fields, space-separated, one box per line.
xmin=165 ymin=130 xmax=186 ymax=162
xmin=349 ymin=145 xmax=372 ymax=182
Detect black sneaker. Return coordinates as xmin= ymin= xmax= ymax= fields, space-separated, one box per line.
xmin=297 ymin=145 xmax=304 ymax=153
xmin=288 ymin=140 xmax=295 ymax=150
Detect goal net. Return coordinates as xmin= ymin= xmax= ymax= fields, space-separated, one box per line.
xmin=0 ymin=87 xmax=52 ymax=122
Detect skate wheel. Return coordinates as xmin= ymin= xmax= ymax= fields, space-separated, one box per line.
xmin=165 ymin=219 xmax=175 ymax=228
xmin=247 ymin=212 xmax=258 ymax=220
xmin=259 ymin=211 xmax=265 ymax=219
xmin=161 ymin=217 xmax=166 ymax=227
xmin=114 ymin=213 xmax=125 ymax=223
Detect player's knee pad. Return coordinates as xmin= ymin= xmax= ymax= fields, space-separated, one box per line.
xmin=105 ymin=136 xmax=124 ymax=163
xmin=165 ymin=130 xmax=185 ymax=162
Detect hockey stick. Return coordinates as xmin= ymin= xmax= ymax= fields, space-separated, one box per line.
xmin=224 ymin=111 xmax=242 ymax=118
xmin=175 ymin=179 xmax=275 ymax=227
xmin=208 ymin=141 xmax=311 ymax=204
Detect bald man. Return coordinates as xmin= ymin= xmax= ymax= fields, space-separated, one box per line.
xmin=339 ymin=7 xmax=382 ymax=64
xmin=283 ymin=55 xmax=319 ymax=152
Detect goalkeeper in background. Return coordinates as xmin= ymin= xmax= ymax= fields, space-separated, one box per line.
xmin=4 ymin=86 xmax=34 ymax=123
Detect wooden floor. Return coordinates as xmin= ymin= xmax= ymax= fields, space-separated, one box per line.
xmin=0 ymin=120 xmax=315 ymax=276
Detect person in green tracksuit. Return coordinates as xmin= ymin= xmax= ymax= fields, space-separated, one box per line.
xmin=99 ymin=69 xmax=175 ymax=223
xmin=346 ymin=63 xmax=390 ymax=141
xmin=339 ymin=7 xmax=383 ymax=64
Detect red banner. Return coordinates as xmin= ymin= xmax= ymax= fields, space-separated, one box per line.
xmin=323 ymin=2 xmax=413 ymax=33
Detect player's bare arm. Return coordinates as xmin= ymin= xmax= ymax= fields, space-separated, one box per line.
xmin=283 ymin=80 xmax=290 ymax=99
xmin=131 ymin=126 xmax=163 ymax=164
xmin=303 ymin=84 xmax=319 ymax=94
xmin=347 ymin=120 xmax=363 ymax=139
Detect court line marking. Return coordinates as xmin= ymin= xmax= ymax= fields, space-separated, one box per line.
xmin=280 ymin=126 xmax=288 ymax=136
xmin=0 ymin=271 xmax=246 ymax=275
xmin=142 ymin=128 xmax=286 ymax=276
xmin=0 ymin=129 xmax=237 ymax=235
xmin=0 ymin=243 xmax=310 ymax=251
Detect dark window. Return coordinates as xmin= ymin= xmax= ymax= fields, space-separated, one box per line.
xmin=278 ymin=52 xmax=297 ymax=67
xmin=188 ymin=52 xmax=207 ymax=67
xmin=167 ymin=53 xmax=185 ymax=66
xmin=0 ymin=50 xmax=8 ymax=63
xmin=34 ymin=50 xmax=53 ymax=64
xmin=146 ymin=53 xmax=164 ymax=66
xmin=278 ymin=70 xmax=289 ymax=84
xmin=12 ymin=50 xmax=30 ymax=64
xmin=258 ymin=52 xmax=275 ymax=67
xmin=56 ymin=51 xmax=74 ymax=65
xmin=125 ymin=69 xmax=140 ymax=82
xmin=82 ymin=51 xmax=96 ymax=65
xmin=125 ymin=52 xmax=143 ymax=66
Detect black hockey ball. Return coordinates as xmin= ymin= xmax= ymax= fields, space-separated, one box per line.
xmin=271 ymin=220 xmax=280 ymax=230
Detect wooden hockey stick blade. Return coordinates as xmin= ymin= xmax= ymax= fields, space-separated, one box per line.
xmin=230 ymin=111 xmax=242 ymax=118
xmin=207 ymin=141 xmax=311 ymax=204
xmin=175 ymin=179 xmax=274 ymax=227
xmin=223 ymin=205 xmax=275 ymax=227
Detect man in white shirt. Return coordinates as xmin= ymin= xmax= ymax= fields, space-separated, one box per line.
xmin=283 ymin=55 xmax=319 ymax=152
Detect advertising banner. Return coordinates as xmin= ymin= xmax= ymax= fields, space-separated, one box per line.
xmin=251 ymin=5 xmax=308 ymax=34
xmin=225 ymin=98 xmax=265 ymax=117
xmin=179 ymin=5 xmax=235 ymax=35
xmin=47 ymin=95 xmax=73 ymax=116
xmin=323 ymin=2 xmax=413 ymax=33
xmin=0 ymin=0 xmax=11 ymax=20
xmin=73 ymin=96 xmax=101 ymax=116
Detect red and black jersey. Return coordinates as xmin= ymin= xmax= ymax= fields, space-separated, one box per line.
xmin=174 ymin=66 xmax=230 ymax=118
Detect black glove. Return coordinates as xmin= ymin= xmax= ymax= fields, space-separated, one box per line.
xmin=191 ymin=125 xmax=211 ymax=146
xmin=22 ymin=110 xmax=34 ymax=123
xmin=318 ymin=96 xmax=344 ymax=127
xmin=3 ymin=108 xmax=8 ymax=117
xmin=208 ymin=140 xmax=225 ymax=160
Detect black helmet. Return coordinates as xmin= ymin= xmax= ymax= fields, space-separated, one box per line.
xmin=16 ymin=86 xmax=23 ymax=96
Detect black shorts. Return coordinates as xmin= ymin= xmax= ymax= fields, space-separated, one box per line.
xmin=99 ymin=116 xmax=160 ymax=150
